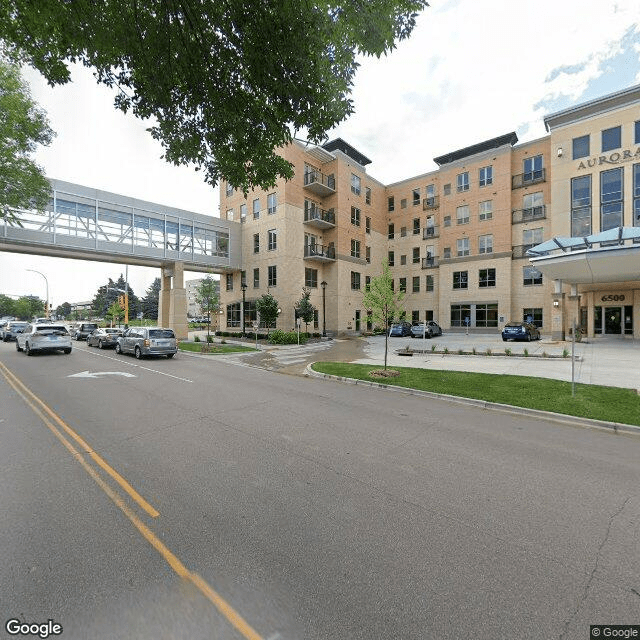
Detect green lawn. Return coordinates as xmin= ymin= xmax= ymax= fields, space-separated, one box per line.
xmin=311 ymin=362 xmax=640 ymax=427
xmin=178 ymin=342 xmax=256 ymax=354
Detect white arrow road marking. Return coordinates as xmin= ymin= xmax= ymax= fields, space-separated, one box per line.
xmin=67 ymin=371 xmax=137 ymax=379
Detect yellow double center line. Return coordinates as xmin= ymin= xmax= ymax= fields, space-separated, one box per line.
xmin=0 ymin=361 xmax=263 ymax=640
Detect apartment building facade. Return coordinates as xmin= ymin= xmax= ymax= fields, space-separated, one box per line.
xmin=219 ymin=84 xmax=640 ymax=339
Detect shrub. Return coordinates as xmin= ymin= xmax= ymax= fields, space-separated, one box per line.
xmin=194 ymin=335 xmax=201 ymax=342
xmin=443 ymin=347 xmax=449 ymax=354
xmin=562 ymin=348 xmax=569 ymax=358
xmin=431 ymin=343 xmax=437 ymax=352
xmin=505 ymin=348 xmax=512 ymax=356
xmin=269 ymin=330 xmax=308 ymax=345
xmin=523 ymin=348 xmax=529 ymax=357
xmin=206 ymin=334 xmax=214 ymax=343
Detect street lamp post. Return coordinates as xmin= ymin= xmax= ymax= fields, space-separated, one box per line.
xmin=26 ymin=269 xmax=49 ymax=318
xmin=241 ymin=281 xmax=247 ymax=337
xmin=321 ymin=281 xmax=327 ymax=337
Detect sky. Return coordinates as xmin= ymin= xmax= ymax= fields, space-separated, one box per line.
xmin=1 ymin=0 xmax=639 ymax=308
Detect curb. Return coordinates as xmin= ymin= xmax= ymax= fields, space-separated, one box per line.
xmin=304 ymin=364 xmax=640 ymax=437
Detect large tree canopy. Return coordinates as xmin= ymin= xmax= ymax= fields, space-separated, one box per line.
xmin=0 ymin=0 xmax=428 ymax=193
xmin=0 ymin=57 xmax=54 ymax=224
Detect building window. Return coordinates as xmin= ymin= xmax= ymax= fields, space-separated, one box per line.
xmin=401 ymin=198 xmax=407 ymax=209
xmin=227 ymin=302 xmax=241 ymax=327
xmin=572 ymin=135 xmax=590 ymax=160
xmin=412 ymin=276 xmax=420 ymax=293
xmin=412 ymin=218 xmax=420 ymax=235
xmin=388 ymin=196 xmax=395 ymax=212
xmin=456 ymin=172 xmax=470 ymax=192
xmin=478 ymin=234 xmax=493 ymax=254
xmin=523 ymin=191 xmax=544 ymax=218
xmin=523 ymin=308 xmax=543 ymax=328
xmin=225 ymin=182 xmax=234 ymax=197
xmin=571 ymin=175 xmax=592 ymax=236
xmin=411 ymin=310 xmax=420 ymax=324
xmin=479 ymin=166 xmax=493 ymax=187
xmin=425 ymin=275 xmax=434 ymax=292
xmin=477 ymin=200 xmax=492 ymax=222
xmin=365 ymin=187 xmax=371 ymax=205
xmin=523 ymin=155 xmax=543 ymax=182
xmin=450 ymin=304 xmax=471 ymax=327
xmin=253 ymin=233 xmax=259 ymax=253
xmin=351 ymin=239 xmax=361 ymax=258
xmin=400 ymin=226 xmax=407 ymax=237
xmin=388 ymin=223 xmax=394 ymax=239
xmin=634 ymin=163 xmax=640 ymax=226
xmin=267 ymin=192 xmax=277 ymax=214
xmin=365 ymin=275 xmax=371 ymax=292
xmin=453 ymin=271 xmax=468 ymax=289
xmin=523 ymin=266 xmax=542 ymax=286
xmin=240 ymin=270 xmax=246 ymax=287
xmin=305 ymin=268 xmax=318 ymax=288
xmin=240 ymin=203 xmax=247 ymax=221
xmin=635 ymin=121 xmax=640 ymax=144
xmin=456 ymin=205 xmax=470 ymax=225
xmin=351 ymin=173 xmax=361 ymax=196
xmin=399 ymin=277 xmax=407 ymax=293
xmin=268 ymin=228 xmax=277 ymax=250
xmin=351 ymin=271 xmax=361 ymax=290
xmin=400 ymin=254 xmax=406 ymax=265
xmin=366 ymin=246 xmax=371 ymax=263
xmin=351 ymin=206 xmax=361 ymax=226
xmin=443 ymin=247 xmax=451 ymax=259
xmin=253 ymin=268 xmax=260 ymax=288
xmin=523 ymin=227 xmax=543 ymax=250
xmin=601 ymin=126 xmax=621 ymax=152
xmin=443 ymin=216 xmax=451 ymax=227
xmin=443 ymin=183 xmax=451 ymax=196
xmin=456 ymin=237 xmax=470 ymax=256
xmin=412 ymin=188 xmax=421 ymax=205
xmin=226 ymin=208 xmax=234 ymax=221
xmin=365 ymin=216 xmax=371 ymax=234
xmin=226 ymin=273 xmax=233 ymax=291
xmin=252 ymin=198 xmax=260 ymax=219
xmin=412 ymin=247 xmax=420 ymax=263
xmin=475 ymin=304 xmax=498 ymax=327
xmin=268 ymin=265 xmax=277 ymax=287
xmin=388 ymin=250 xmax=394 ymax=266
xmin=479 ymin=268 xmax=496 ymax=288
xmin=600 ymin=167 xmax=623 ymax=231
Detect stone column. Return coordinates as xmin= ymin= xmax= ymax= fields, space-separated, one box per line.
xmin=159 ymin=266 xmax=172 ymax=328
xmin=168 ymin=261 xmax=188 ymax=340
xmin=551 ymin=279 xmax=565 ymax=341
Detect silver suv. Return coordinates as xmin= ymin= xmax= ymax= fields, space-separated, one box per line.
xmin=115 ymin=327 xmax=177 ymax=359
xmin=3 ymin=321 xmax=29 ymax=341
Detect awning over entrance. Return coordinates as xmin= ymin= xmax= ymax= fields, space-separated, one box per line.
xmin=526 ymin=227 xmax=640 ymax=284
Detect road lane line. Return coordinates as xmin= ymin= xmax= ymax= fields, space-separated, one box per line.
xmin=0 ymin=361 xmax=159 ymax=518
xmin=77 ymin=347 xmax=193 ymax=383
xmin=0 ymin=362 xmax=265 ymax=640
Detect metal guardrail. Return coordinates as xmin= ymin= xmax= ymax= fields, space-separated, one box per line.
xmin=512 ymin=169 xmax=546 ymax=189
xmin=512 ymin=206 xmax=546 ymax=224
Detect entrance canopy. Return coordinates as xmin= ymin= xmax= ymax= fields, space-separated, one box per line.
xmin=527 ymin=227 xmax=640 ymax=283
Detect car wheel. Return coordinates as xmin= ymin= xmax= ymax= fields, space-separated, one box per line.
xmin=134 ymin=346 xmax=142 ymax=359
xmin=15 ymin=341 xmax=22 ymax=352
xmin=526 ymin=333 xmax=531 ymax=342
xmin=166 ymin=353 xmax=174 ymax=359
xmin=98 ymin=340 xmax=103 ymax=349
xmin=63 ymin=348 xmax=71 ymax=354
xmin=25 ymin=342 xmax=33 ymax=356
xmin=115 ymin=343 xmax=122 ymax=354
xmin=502 ymin=337 xmax=507 ymax=342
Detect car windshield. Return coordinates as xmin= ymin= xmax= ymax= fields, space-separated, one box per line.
xmin=149 ymin=329 xmax=175 ymax=338
xmin=105 ymin=329 xmax=121 ymax=334
xmin=505 ymin=322 xmax=524 ymax=327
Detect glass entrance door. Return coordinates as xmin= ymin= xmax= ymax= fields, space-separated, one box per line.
xmin=604 ymin=307 xmax=622 ymax=334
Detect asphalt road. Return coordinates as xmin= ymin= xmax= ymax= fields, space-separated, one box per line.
xmin=1 ymin=340 xmax=639 ymax=639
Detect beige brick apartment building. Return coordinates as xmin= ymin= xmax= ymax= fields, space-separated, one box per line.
xmin=219 ymin=85 xmax=640 ymax=340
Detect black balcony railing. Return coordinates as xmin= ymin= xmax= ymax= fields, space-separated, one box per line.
xmin=512 ymin=244 xmax=537 ymax=258
xmin=422 ymin=225 xmax=440 ymax=239
xmin=304 ymin=170 xmax=336 ymax=192
xmin=304 ymin=243 xmax=336 ymax=260
xmin=304 ymin=206 xmax=335 ymax=225
xmin=421 ymin=256 xmax=439 ymax=269
xmin=423 ymin=196 xmax=440 ymax=210
xmin=512 ymin=205 xmax=546 ymax=224
xmin=512 ymin=169 xmax=546 ymax=189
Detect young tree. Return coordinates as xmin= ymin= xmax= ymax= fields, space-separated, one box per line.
xmin=295 ymin=288 xmax=316 ymax=335
xmin=194 ymin=276 xmax=219 ymax=339
xmin=0 ymin=293 xmax=16 ymax=317
xmin=362 ymin=260 xmax=405 ymax=370
xmin=13 ymin=295 xmax=44 ymax=320
xmin=106 ymin=301 xmax=124 ymax=327
xmin=255 ymin=293 xmax=279 ymax=337
xmin=0 ymin=1 xmax=427 ymax=193
xmin=0 ymin=57 xmax=54 ymax=225
xmin=55 ymin=302 xmax=71 ymax=319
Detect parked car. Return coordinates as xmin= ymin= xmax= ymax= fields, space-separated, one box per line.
xmin=0 ymin=320 xmax=9 ymax=340
xmin=3 ymin=321 xmax=29 ymax=342
xmin=389 ymin=322 xmax=413 ymax=337
xmin=16 ymin=323 xmax=72 ymax=355
xmin=86 ymin=327 xmax=123 ymax=349
xmin=115 ymin=327 xmax=177 ymax=359
xmin=502 ymin=321 xmax=541 ymax=342
xmin=411 ymin=321 xmax=443 ymax=338
xmin=73 ymin=322 xmax=99 ymax=341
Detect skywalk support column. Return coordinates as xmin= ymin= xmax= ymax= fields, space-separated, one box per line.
xmin=159 ymin=262 xmax=188 ymax=340
xmin=551 ymin=278 xmax=565 ymax=341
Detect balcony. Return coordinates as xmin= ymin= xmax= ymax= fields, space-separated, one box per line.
xmin=304 ymin=243 xmax=335 ymax=262
xmin=423 ymin=196 xmax=440 ymax=210
xmin=512 ymin=168 xmax=546 ymax=190
xmin=512 ymin=244 xmax=537 ymax=258
xmin=304 ymin=170 xmax=336 ymax=197
xmin=304 ymin=205 xmax=335 ymax=229
xmin=512 ymin=205 xmax=546 ymax=224
xmin=423 ymin=225 xmax=440 ymax=239
xmin=421 ymin=256 xmax=439 ymax=269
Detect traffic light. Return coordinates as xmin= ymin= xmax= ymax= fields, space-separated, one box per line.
xmin=118 ymin=295 xmax=124 ymax=307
